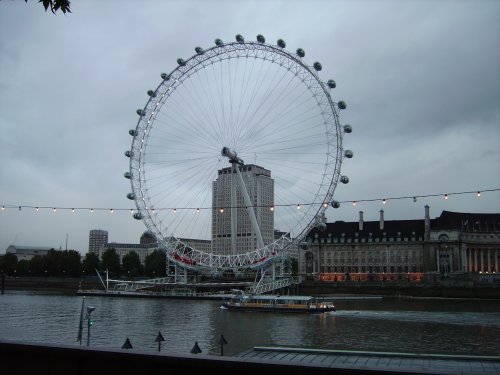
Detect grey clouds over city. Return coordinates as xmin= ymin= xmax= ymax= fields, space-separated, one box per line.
xmin=0 ymin=0 xmax=499 ymax=254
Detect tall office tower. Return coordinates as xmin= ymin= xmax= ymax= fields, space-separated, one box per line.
xmin=212 ymin=164 xmax=274 ymax=255
xmin=89 ymin=229 xmax=108 ymax=255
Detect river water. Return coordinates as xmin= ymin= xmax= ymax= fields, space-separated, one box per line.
xmin=1 ymin=291 xmax=499 ymax=357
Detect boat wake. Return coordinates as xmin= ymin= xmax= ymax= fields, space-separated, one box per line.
xmin=331 ymin=310 xmax=500 ymax=328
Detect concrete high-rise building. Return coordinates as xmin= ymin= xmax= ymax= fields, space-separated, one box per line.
xmin=89 ymin=229 xmax=108 ymax=255
xmin=212 ymin=164 xmax=274 ymax=255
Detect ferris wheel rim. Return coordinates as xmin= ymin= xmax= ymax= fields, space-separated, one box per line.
xmin=127 ymin=36 xmax=346 ymax=271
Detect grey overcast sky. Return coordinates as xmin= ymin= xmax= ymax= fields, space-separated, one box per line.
xmin=1 ymin=0 xmax=499 ymax=254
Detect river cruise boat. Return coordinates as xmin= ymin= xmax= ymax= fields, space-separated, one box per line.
xmin=221 ymin=293 xmax=335 ymax=313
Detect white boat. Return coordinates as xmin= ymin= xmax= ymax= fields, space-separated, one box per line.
xmin=221 ymin=292 xmax=335 ymax=314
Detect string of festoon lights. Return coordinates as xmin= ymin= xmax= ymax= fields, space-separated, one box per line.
xmin=1 ymin=188 xmax=499 ymax=213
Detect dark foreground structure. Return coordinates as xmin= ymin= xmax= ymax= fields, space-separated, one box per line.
xmin=1 ymin=340 xmax=499 ymax=375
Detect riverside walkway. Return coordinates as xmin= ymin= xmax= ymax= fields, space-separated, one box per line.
xmin=1 ymin=340 xmax=498 ymax=375
xmin=238 ymin=346 xmax=500 ymax=374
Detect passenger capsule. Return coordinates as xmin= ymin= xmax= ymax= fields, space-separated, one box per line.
xmin=124 ymin=150 xmax=133 ymax=158
xmin=234 ymin=272 xmax=246 ymax=279
xmin=124 ymin=172 xmax=131 ymax=179
xmin=133 ymin=212 xmax=142 ymax=220
xmin=256 ymin=34 xmax=265 ymax=43
xmin=161 ymin=73 xmax=169 ymax=80
xmin=235 ymin=34 xmax=244 ymax=43
xmin=215 ymin=38 xmax=224 ymax=46
xmin=313 ymin=62 xmax=322 ymax=71
xmin=331 ymin=200 xmax=341 ymax=209
xmin=296 ymin=48 xmax=305 ymax=57
xmin=338 ymin=101 xmax=347 ymax=110
xmin=127 ymin=193 xmax=135 ymax=200
xmin=136 ymin=109 xmax=145 ymax=116
xmin=327 ymin=79 xmax=336 ymax=89
xmin=147 ymin=90 xmax=156 ymax=97
xmin=344 ymin=150 xmax=353 ymax=158
xmin=340 ymin=175 xmax=349 ymax=184
xmin=177 ymin=58 xmax=186 ymax=66
xmin=343 ymin=124 xmax=352 ymax=133
xmin=195 ymin=47 xmax=204 ymax=54
xmin=129 ymin=129 xmax=138 ymax=136
xmin=277 ymin=39 xmax=286 ymax=48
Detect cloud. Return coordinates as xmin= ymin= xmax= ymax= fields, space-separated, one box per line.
xmin=0 ymin=0 xmax=499 ymax=253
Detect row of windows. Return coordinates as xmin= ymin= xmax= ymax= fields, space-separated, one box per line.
xmin=316 ymin=236 xmax=424 ymax=244
xmin=320 ymin=266 xmax=423 ymax=273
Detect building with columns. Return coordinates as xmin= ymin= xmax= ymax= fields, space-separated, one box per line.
xmin=300 ymin=206 xmax=499 ymax=283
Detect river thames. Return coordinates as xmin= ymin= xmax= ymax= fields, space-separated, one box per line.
xmin=0 ymin=291 xmax=499 ymax=357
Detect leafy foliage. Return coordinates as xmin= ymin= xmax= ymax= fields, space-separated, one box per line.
xmin=81 ymin=252 xmax=100 ymax=275
xmin=101 ymin=248 xmax=121 ymax=276
xmin=144 ymin=250 xmax=166 ymax=277
xmin=0 ymin=253 xmax=18 ymax=275
xmin=24 ymin=0 xmax=71 ymax=14
xmin=122 ymin=251 xmax=143 ymax=277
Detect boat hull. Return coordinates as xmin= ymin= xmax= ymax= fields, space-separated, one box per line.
xmin=220 ymin=302 xmax=335 ymax=314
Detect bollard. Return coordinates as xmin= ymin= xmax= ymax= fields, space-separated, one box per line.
xmin=155 ymin=331 xmax=165 ymax=352
xmin=219 ymin=334 xmax=228 ymax=356
xmin=122 ymin=338 xmax=133 ymax=349
xmin=190 ymin=341 xmax=202 ymax=354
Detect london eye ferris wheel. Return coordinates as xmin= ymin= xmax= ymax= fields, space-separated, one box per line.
xmin=124 ymin=34 xmax=353 ymax=273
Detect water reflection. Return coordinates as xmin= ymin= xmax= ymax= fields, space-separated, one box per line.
xmin=0 ymin=291 xmax=499 ymax=356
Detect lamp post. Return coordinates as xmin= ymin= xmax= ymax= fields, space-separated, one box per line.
xmin=86 ymin=306 xmax=95 ymax=346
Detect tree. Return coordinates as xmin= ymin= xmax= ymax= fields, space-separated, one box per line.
xmin=0 ymin=253 xmax=18 ymax=275
xmin=101 ymin=248 xmax=121 ymax=276
xmin=81 ymin=252 xmax=100 ymax=276
xmin=29 ymin=255 xmax=44 ymax=276
xmin=144 ymin=250 xmax=166 ymax=278
xmin=42 ymin=249 xmax=62 ymax=276
xmin=16 ymin=259 xmax=30 ymax=276
xmin=121 ymin=251 xmax=143 ymax=278
xmin=60 ymin=250 xmax=81 ymax=277
xmin=24 ymin=0 xmax=71 ymax=14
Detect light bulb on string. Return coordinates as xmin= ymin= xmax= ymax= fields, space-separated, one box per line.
xmin=477 ymin=191 xmax=481 ymax=197
xmin=36 ymin=207 xmax=39 ymax=212
xmin=444 ymin=194 xmax=448 ymax=200
xmin=173 ymin=208 xmax=177 ymax=213
xmin=72 ymin=208 xmax=75 ymax=213
xmin=220 ymin=208 xmax=224 ymax=213
xmin=90 ymin=208 xmax=94 ymax=213
xmin=53 ymin=208 xmax=56 ymax=212
xmin=270 ymin=206 xmax=274 ymax=212
xmin=352 ymin=201 xmax=356 ymax=206
xmin=196 ymin=208 xmax=200 ymax=213
xmin=296 ymin=204 xmax=301 ymax=210
xmin=110 ymin=209 xmax=114 ymax=213
xmin=382 ymin=199 xmax=386 ymax=205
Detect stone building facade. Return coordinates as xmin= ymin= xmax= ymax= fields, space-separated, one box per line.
xmin=299 ymin=206 xmax=500 ymax=283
